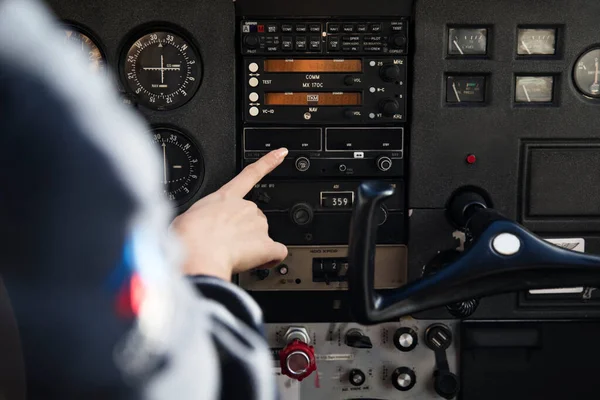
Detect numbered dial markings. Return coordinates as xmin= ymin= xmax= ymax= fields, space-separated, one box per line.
xmin=517 ymin=28 xmax=556 ymax=55
xmin=152 ymin=128 xmax=204 ymax=207
xmin=574 ymin=48 xmax=600 ymax=98
xmin=448 ymin=28 xmax=488 ymax=55
xmin=63 ymin=29 xmax=106 ymax=74
xmin=124 ymin=32 xmax=201 ymax=110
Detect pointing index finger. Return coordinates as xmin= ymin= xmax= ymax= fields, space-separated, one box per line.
xmin=219 ymin=148 xmax=288 ymax=197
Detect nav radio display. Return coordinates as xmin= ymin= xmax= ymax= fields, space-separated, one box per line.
xmin=263 ymin=59 xmax=362 ymax=73
xmin=265 ymin=92 xmax=361 ymax=106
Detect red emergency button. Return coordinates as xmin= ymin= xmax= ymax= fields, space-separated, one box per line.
xmin=466 ymin=154 xmax=477 ymax=164
xmin=279 ymin=339 xmax=317 ymax=381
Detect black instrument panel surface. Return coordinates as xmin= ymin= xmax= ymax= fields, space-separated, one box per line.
xmin=45 ymin=0 xmax=236 ymax=210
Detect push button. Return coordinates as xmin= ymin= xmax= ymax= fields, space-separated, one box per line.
xmin=309 ymin=36 xmax=321 ymax=51
xmin=370 ymin=23 xmax=382 ymax=32
xmin=309 ymin=23 xmax=321 ymax=32
xmin=282 ymin=24 xmax=293 ymax=32
xmin=266 ymin=24 xmax=278 ymax=33
xmin=357 ymin=23 xmax=368 ymax=32
xmin=295 ymin=24 xmax=307 ymax=32
xmin=282 ymin=37 xmax=293 ymax=50
xmin=343 ymin=24 xmax=354 ymax=32
xmin=295 ymin=37 xmax=307 ymax=51
xmin=328 ymin=23 xmax=340 ymax=33
xmin=328 ymin=36 xmax=340 ymax=51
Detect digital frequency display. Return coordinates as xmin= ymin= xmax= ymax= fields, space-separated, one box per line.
xmin=263 ymin=59 xmax=362 ymax=73
xmin=265 ymin=92 xmax=361 ymax=106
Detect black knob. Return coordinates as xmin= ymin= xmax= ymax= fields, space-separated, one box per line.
xmin=295 ymin=156 xmax=310 ymax=172
xmin=376 ymin=156 xmax=393 ymax=172
xmin=393 ymin=327 xmax=418 ymax=352
xmin=290 ymin=203 xmax=314 ymax=226
xmin=344 ymin=75 xmax=355 ymax=86
xmin=348 ymin=369 xmax=366 ymax=386
xmin=245 ymin=34 xmax=260 ymax=48
xmin=434 ymin=370 xmax=460 ymax=399
xmin=256 ymin=269 xmax=270 ymax=280
xmin=392 ymin=367 xmax=416 ymax=391
xmin=379 ymin=99 xmax=400 ymax=117
xmin=379 ymin=64 xmax=401 ymax=82
xmin=390 ymin=34 xmax=407 ymax=49
xmin=344 ymin=329 xmax=373 ymax=349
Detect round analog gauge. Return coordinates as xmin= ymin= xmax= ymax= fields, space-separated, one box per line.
xmin=63 ymin=28 xmax=106 ymax=74
xmin=123 ymin=31 xmax=201 ymax=110
xmin=517 ymin=28 xmax=556 ymax=55
xmin=574 ymin=48 xmax=600 ymax=98
xmin=448 ymin=28 xmax=487 ymax=55
xmin=151 ymin=128 xmax=204 ymax=207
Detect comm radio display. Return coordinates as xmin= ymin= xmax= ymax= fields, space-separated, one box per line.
xmin=263 ymin=59 xmax=362 ymax=73
xmin=265 ymin=92 xmax=361 ymax=106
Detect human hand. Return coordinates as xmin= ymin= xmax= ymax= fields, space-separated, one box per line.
xmin=171 ymin=148 xmax=289 ymax=281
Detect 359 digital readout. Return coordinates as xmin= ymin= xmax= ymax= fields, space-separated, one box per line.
xmin=320 ymin=192 xmax=354 ymax=208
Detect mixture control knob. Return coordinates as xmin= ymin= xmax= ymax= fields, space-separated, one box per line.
xmin=379 ymin=64 xmax=401 ymax=82
xmin=279 ymin=339 xmax=317 ymax=381
xmin=379 ymin=99 xmax=400 ymax=117
xmin=295 ymin=156 xmax=310 ymax=172
xmin=394 ymin=327 xmax=418 ymax=352
xmin=376 ymin=156 xmax=393 ymax=172
xmin=290 ymin=203 xmax=314 ymax=226
xmin=349 ymin=369 xmax=366 ymax=386
xmin=392 ymin=367 xmax=416 ymax=391
xmin=244 ymin=34 xmax=260 ymax=48
xmin=390 ymin=34 xmax=407 ymax=48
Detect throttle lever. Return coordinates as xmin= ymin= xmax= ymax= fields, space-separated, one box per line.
xmin=347 ymin=182 xmax=600 ymax=324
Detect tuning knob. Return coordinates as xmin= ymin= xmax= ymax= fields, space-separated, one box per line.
xmin=379 ymin=99 xmax=400 ymax=117
xmin=392 ymin=367 xmax=416 ymax=391
xmin=390 ymin=34 xmax=407 ymax=49
xmin=376 ymin=156 xmax=393 ymax=172
xmin=279 ymin=339 xmax=317 ymax=381
xmin=393 ymin=327 xmax=418 ymax=352
xmin=290 ymin=203 xmax=314 ymax=226
xmin=379 ymin=64 xmax=401 ymax=82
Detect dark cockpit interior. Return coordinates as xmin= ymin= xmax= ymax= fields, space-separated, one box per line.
xmin=21 ymin=0 xmax=600 ymax=398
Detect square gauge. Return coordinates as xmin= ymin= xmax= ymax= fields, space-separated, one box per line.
xmin=448 ymin=27 xmax=488 ymax=55
xmin=517 ymin=28 xmax=557 ymax=55
xmin=515 ymin=76 xmax=554 ymax=103
xmin=446 ymin=75 xmax=486 ymax=104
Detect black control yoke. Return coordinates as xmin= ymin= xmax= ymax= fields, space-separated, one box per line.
xmin=347 ymin=181 xmax=600 ymax=324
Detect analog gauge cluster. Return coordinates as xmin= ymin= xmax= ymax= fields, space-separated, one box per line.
xmin=60 ymin=23 xmax=205 ymax=208
xmin=444 ymin=25 xmax=564 ymax=106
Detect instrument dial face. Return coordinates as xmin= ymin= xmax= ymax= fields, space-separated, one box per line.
xmin=574 ymin=48 xmax=600 ymax=98
xmin=517 ymin=28 xmax=556 ymax=55
xmin=448 ymin=28 xmax=487 ymax=55
xmin=151 ymin=128 xmax=204 ymax=207
xmin=515 ymin=76 xmax=554 ymax=103
xmin=124 ymin=31 xmax=201 ymax=110
xmin=63 ymin=29 xmax=106 ymax=74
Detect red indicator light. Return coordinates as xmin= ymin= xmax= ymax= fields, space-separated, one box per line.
xmin=258 ymin=25 xmax=265 ymax=32
xmin=466 ymin=154 xmax=477 ymax=164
